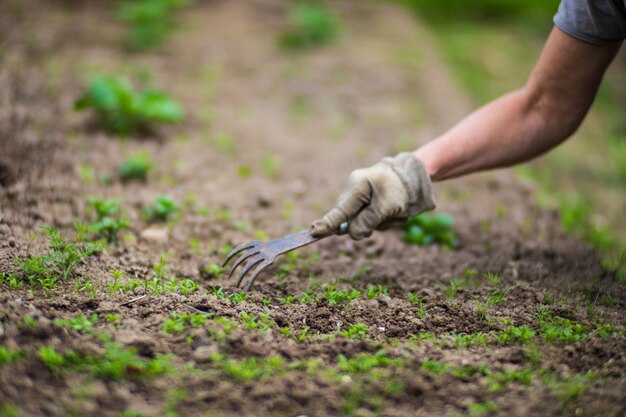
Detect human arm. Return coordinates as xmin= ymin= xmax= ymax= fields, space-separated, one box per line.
xmin=311 ymin=26 xmax=621 ymax=240
xmin=415 ymin=26 xmax=622 ymax=181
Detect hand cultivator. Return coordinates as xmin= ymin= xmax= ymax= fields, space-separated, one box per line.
xmin=222 ymin=222 xmax=348 ymax=291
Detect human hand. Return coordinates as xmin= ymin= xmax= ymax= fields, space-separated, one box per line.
xmin=311 ymin=152 xmax=436 ymax=240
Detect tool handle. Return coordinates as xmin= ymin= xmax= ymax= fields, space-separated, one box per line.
xmin=337 ymin=222 xmax=349 ymax=236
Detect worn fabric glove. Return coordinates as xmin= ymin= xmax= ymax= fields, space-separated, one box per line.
xmin=311 ymin=152 xmax=436 ymax=240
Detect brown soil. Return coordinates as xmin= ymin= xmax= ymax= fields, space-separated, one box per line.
xmin=0 ymin=1 xmax=624 ymax=417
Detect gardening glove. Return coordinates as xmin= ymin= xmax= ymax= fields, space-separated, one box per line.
xmin=311 ymin=152 xmax=436 ymax=240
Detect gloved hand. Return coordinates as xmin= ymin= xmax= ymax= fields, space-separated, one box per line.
xmin=311 ymin=152 xmax=436 ymax=240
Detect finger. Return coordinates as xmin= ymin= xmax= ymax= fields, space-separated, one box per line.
xmin=348 ymin=205 xmax=383 ymax=240
xmin=375 ymin=218 xmax=406 ymax=231
xmin=311 ymin=181 xmax=370 ymax=237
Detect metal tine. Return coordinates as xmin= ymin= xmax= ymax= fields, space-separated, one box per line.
xmin=236 ymin=255 xmax=264 ymax=288
xmin=222 ymin=241 xmax=258 ymax=267
xmin=242 ymin=261 xmax=273 ymax=292
xmin=227 ymin=250 xmax=260 ymax=280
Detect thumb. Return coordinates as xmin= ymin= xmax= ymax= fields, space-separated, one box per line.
xmin=311 ymin=180 xmax=371 ymax=237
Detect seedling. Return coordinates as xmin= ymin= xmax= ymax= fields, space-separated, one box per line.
xmin=14 ymin=227 xmax=103 ymax=290
xmin=75 ymin=75 xmax=184 ymax=135
xmin=0 ymin=347 xmax=24 ymax=366
xmin=365 ymin=284 xmax=389 ymax=299
xmin=144 ymin=194 xmax=180 ymax=222
xmin=163 ymin=312 xmax=209 ymax=334
xmin=119 ymin=151 xmax=153 ymax=182
xmin=261 ymin=155 xmax=280 ymax=179
xmin=444 ymin=279 xmax=463 ymax=300
xmin=341 ymin=323 xmax=368 ymax=339
xmin=402 ymin=213 xmax=458 ymax=248
xmin=421 ymin=360 xmax=449 ymax=376
xmin=54 ymin=313 xmax=99 ymax=333
xmin=116 ymin=0 xmax=194 ymax=50
xmin=240 ymin=312 xmax=273 ymax=333
xmin=536 ymin=307 xmax=591 ymax=343
xmin=218 ymin=355 xmax=284 ymax=382
xmin=83 ymin=197 xmax=129 ymax=243
xmin=202 ymin=263 xmax=225 ymax=280
xmin=322 ymin=284 xmax=361 ymax=305
xmin=38 ymin=346 xmax=67 ymax=372
xmin=336 ymin=350 xmax=402 ymax=375
xmin=280 ymin=2 xmax=340 ymax=51
xmin=0 ymin=272 xmax=22 ymax=289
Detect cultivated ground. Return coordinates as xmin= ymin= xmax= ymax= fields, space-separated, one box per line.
xmin=0 ymin=1 xmax=624 ymax=417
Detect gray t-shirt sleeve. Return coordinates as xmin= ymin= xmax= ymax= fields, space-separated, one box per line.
xmin=554 ymin=0 xmax=626 ymax=44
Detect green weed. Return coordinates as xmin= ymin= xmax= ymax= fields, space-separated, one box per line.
xmin=0 ymin=404 xmax=20 ymax=417
xmin=83 ymin=197 xmax=129 ymax=243
xmin=402 ymin=212 xmax=458 ymax=248
xmin=445 ymin=279 xmax=463 ymax=300
xmin=322 ymin=284 xmax=361 ymax=305
xmin=341 ymin=323 xmax=368 ymax=339
xmin=260 ymin=155 xmax=280 ymax=179
xmin=336 ymin=350 xmax=402 ymax=375
xmin=365 ymin=284 xmax=389 ymax=299
xmin=119 ymin=151 xmax=153 ymax=182
xmin=422 ymin=360 xmax=449 ymax=375
xmin=537 ymin=308 xmax=588 ymax=343
xmin=455 ymin=332 xmax=489 ymax=348
xmin=240 ymin=312 xmax=273 ymax=333
xmin=144 ymin=194 xmax=180 ymax=222
xmin=93 ymin=344 xmax=173 ymax=380
xmin=38 ymin=346 xmax=68 ymax=372
xmin=54 ymin=313 xmax=99 ymax=333
xmin=116 ymin=0 xmax=194 ymax=51
xmin=75 ymin=76 xmax=183 ymax=135
xmin=0 ymin=347 xmax=25 ymax=366
xmin=497 ymin=325 xmax=536 ymax=345
xmin=280 ymin=2 xmax=339 ymax=51
xmin=15 ymin=227 xmax=103 ymax=290
xmin=0 ymin=272 xmax=22 ymax=289
xmin=163 ymin=311 xmax=209 ymax=334
xmin=216 ymin=355 xmax=284 ymax=381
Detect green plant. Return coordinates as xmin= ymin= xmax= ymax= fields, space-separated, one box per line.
xmin=445 ymin=279 xmax=463 ymax=300
xmin=75 ymin=76 xmax=184 ymax=135
xmin=15 ymin=227 xmax=103 ymax=290
xmin=83 ymin=197 xmax=130 ymax=243
xmin=455 ymin=332 xmax=489 ymax=349
xmin=0 ymin=404 xmax=20 ymax=417
xmin=144 ymin=194 xmax=180 ymax=222
xmin=365 ymin=284 xmax=389 ymax=299
xmin=0 ymin=272 xmax=22 ymax=289
xmin=341 ymin=323 xmax=368 ymax=339
xmin=537 ymin=308 xmax=588 ymax=343
xmin=280 ymin=2 xmax=340 ymax=51
xmin=38 ymin=346 xmax=67 ymax=372
xmin=402 ymin=212 xmax=458 ymax=248
xmin=116 ymin=0 xmax=194 ymax=51
xmin=421 ymin=360 xmax=449 ymax=376
xmin=163 ymin=312 xmax=209 ymax=334
xmin=119 ymin=151 xmax=154 ymax=182
xmin=54 ymin=313 xmax=99 ymax=333
xmin=322 ymin=284 xmax=361 ymax=305
xmin=260 ymin=155 xmax=280 ymax=179
xmin=218 ymin=355 xmax=284 ymax=381
xmin=0 ymin=347 xmax=24 ymax=366
xmin=93 ymin=344 xmax=172 ymax=380
xmin=240 ymin=312 xmax=273 ymax=333
xmin=336 ymin=350 xmax=402 ymax=375
xmin=497 ymin=325 xmax=536 ymax=345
